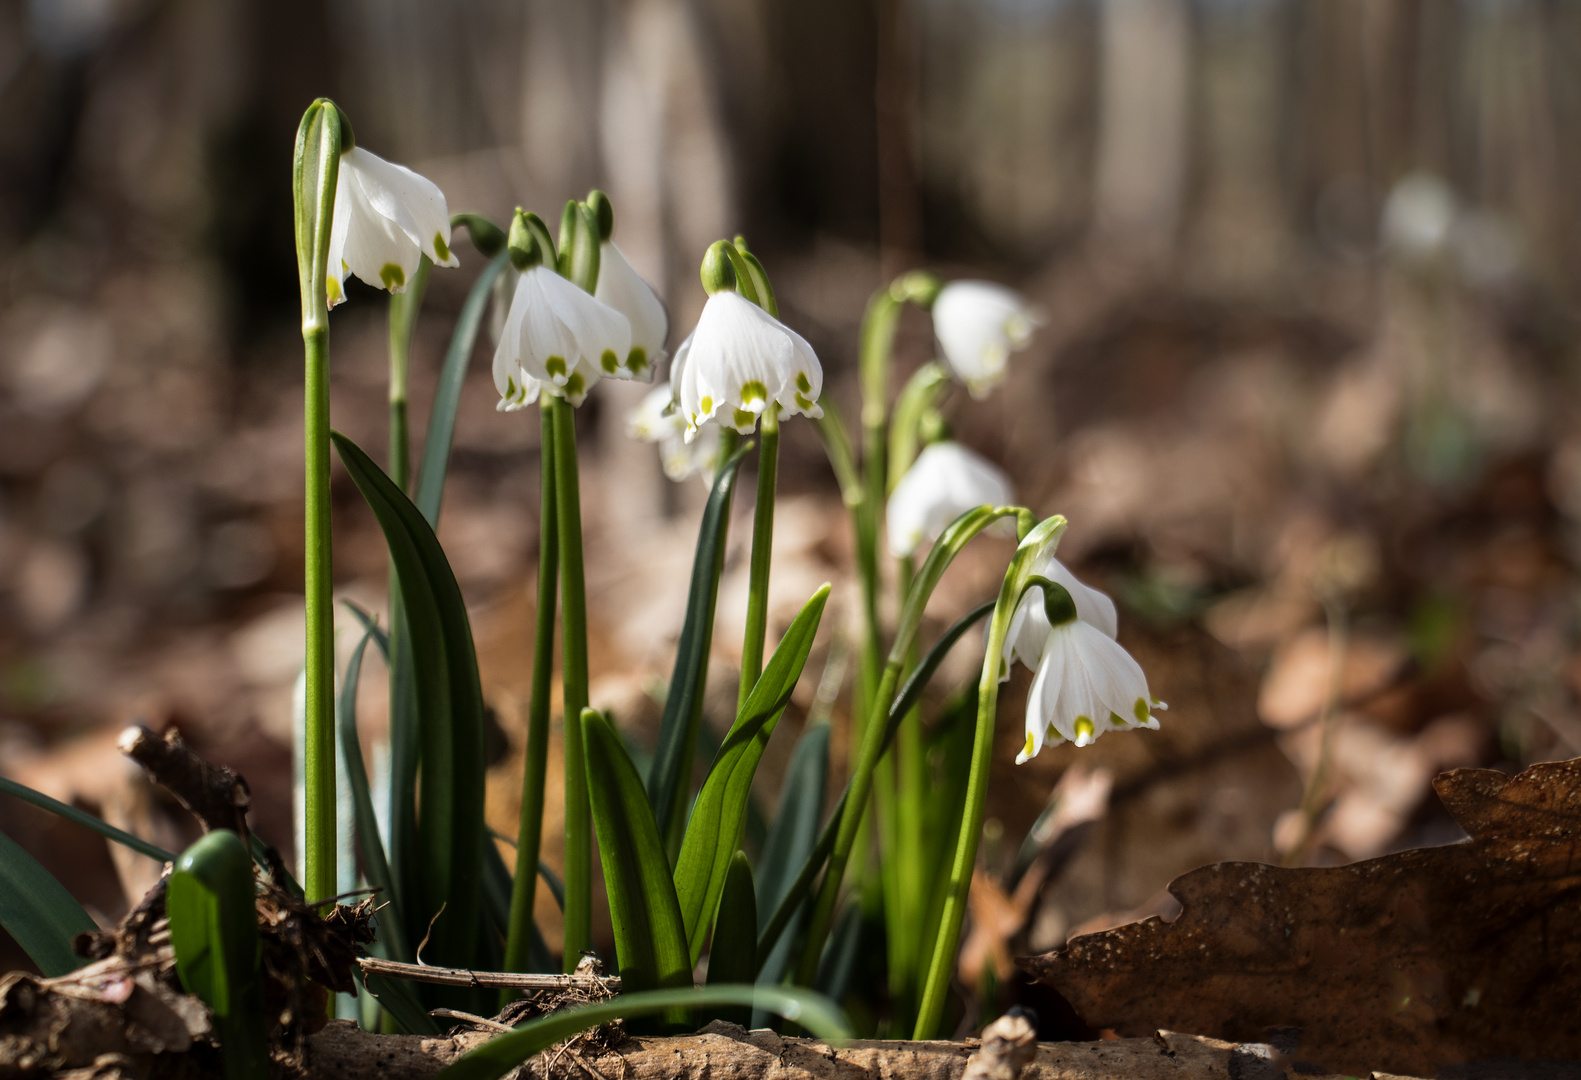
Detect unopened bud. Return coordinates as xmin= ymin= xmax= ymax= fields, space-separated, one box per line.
xmin=700 ymin=240 xmax=737 ymax=296
xmin=587 ymin=190 xmax=614 ymax=242
xmin=508 ymin=209 xmax=542 ymax=271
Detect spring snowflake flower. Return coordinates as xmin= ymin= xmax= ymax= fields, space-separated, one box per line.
xmin=327 ymin=147 xmax=458 ymax=308
xmin=1000 ymin=560 xmax=1163 ymax=763
xmin=931 ymin=281 xmax=1042 ymax=398
xmin=492 ymin=266 xmax=631 ymax=409
xmin=672 ymin=291 xmax=822 ymax=440
xmin=627 ymin=379 xmax=719 ymax=481
xmin=886 ymin=441 xmax=1014 ymax=558
xmin=594 ymin=242 xmax=667 ymax=381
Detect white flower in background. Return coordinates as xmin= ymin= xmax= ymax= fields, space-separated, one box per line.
xmin=627 ymin=383 xmax=719 ymax=481
xmin=1015 ymin=616 xmax=1162 ymax=763
xmin=931 ymin=281 xmax=1042 ymax=398
xmin=1381 ymin=172 xmax=1457 ymax=264
xmin=492 ymin=266 xmax=631 ymax=408
xmin=886 ymin=441 xmax=1014 ymax=558
xmin=673 ymin=291 xmax=822 ymax=440
xmin=1001 ymin=556 xmax=1118 ymax=677
xmin=327 ymin=147 xmax=458 ymax=308
xmin=595 ymin=242 xmax=667 ymax=380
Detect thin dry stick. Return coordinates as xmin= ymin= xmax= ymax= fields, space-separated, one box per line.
xmin=357 ymin=956 xmax=621 ymax=992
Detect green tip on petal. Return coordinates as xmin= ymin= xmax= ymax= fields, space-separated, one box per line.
xmin=732 ymin=407 xmax=757 ymax=430
xmin=601 ymin=350 xmax=618 ymax=374
xmin=433 ymin=231 xmax=451 ymax=263
xmin=627 ymin=347 xmax=647 ymax=374
xmin=700 ymin=241 xmax=737 ymax=296
xmin=1134 ymin=697 xmax=1149 ymax=723
xmin=1074 ymin=716 xmax=1095 ymax=745
xmin=325 ymin=277 xmax=343 ymax=306
xmin=545 ymin=356 xmax=568 ymax=380
xmin=565 ymin=372 xmax=586 ymax=398
xmin=1022 ymin=732 xmax=1035 ymax=759
xmin=379 ymin=262 xmax=405 ymax=290
xmin=588 ymin=189 xmax=614 ymax=241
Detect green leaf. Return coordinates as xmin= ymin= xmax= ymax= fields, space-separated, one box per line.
xmin=673 ymin=584 xmax=831 ymax=964
xmin=580 ymin=709 xmax=692 ymax=1006
xmin=815 ymin=901 xmax=862 ymax=1002
xmin=434 ymin=985 xmax=850 ymax=1080
xmin=167 ymin=830 xmax=269 ymax=1080
xmin=414 ymin=252 xmax=510 ymax=527
xmin=0 ymin=826 xmax=95 ymax=976
xmin=360 ymin=966 xmax=440 ymax=1036
xmin=342 ymin=599 xmax=390 ymax=659
xmin=336 ymin=622 xmax=409 ymax=962
xmin=332 ymin=431 xmax=487 ymax=972
xmin=752 ymin=721 xmax=828 ymax=1001
xmin=649 ymin=440 xmax=753 ymax=851
xmin=0 ymin=775 xmax=173 ymax=864
xmin=705 ymin=852 xmax=757 ymax=1027
xmin=883 ymin=598 xmax=995 ymax=750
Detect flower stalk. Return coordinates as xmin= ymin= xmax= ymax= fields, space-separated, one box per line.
xmin=292 ymin=98 xmax=345 ymax=910
xmin=387 ymin=256 xmax=433 ymax=491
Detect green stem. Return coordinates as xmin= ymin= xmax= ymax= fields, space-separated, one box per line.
xmin=388 ymin=256 xmax=433 ymax=493
xmin=503 ymin=401 xmax=558 ymax=991
xmin=551 ymin=394 xmax=592 ymax=968
xmin=302 ymin=328 xmax=335 ymax=909
xmin=890 ymin=557 xmax=925 ymax=1025
xmin=738 ymin=407 xmax=780 ymax=712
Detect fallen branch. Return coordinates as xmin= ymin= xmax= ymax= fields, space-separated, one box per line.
xmin=357 ymin=956 xmax=621 ymax=993
xmin=118 ymin=724 xmax=251 ymax=842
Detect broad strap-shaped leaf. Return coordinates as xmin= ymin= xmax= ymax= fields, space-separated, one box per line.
xmin=434 ymin=985 xmax=850 ymax=1080
xmin=414 ymin=252 xmax=510 ymax=526
xmin=674 ymin=584 xmax=831 ymax=963
xmin=0 ymin=775 xmax=172 ymax=864
xmin=167 ymin=830 xmax=269 ymax=1080
xmin=752 ymin=721 xmax=827 ymax=1000
xmin=705 ymin=852 xmax=757 ymax=1027
xmin=581 ymin=709 xmax=692 ymax=1003
xmin=0 ymin=826 xmax=96 ymax=976
xmin=336 ymin=622 xmax=409 ymax=962
xmin=815 ymin=900 xmax=863 ymax=1002
xmin=649 ymin=440 xmax=753 ymax=852
xmin=332 ymin=431 xmax=486 ymax=972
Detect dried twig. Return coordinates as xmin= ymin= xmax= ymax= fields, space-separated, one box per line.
xmin=118 ymin=723 xmax=251 ymax=843
xmin=357 ymin=956 xmax=622 ymax=993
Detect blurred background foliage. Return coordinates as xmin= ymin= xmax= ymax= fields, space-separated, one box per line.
xmin=2 ymin=0 xmax=1581 ymax=1027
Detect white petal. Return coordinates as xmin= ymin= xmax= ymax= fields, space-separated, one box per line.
xmin=886 ymin=441 xmax=1014 ymax=558
xmin=595 ymin=242 xmax=667 ymax=379
xmin=932 ymin=281 xmax=1043 ymax=398
xmin=511 ymin=267 xmax=631 ymax=404
xmin=679 ymin=291 xmax=823 ymax=434
xmin=342 ymin=147 xmax=457 ymax=268
xmin=1032 ymin=556 xmax=1118 ymax=639
xmin=492 ymin=275 xmax=531 ymax=398
xmin=627 ymin=386 xmax=683 ymax=443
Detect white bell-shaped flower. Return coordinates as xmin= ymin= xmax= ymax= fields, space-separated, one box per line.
xmin=492 ymin=265 xmax=631 ymax=408
xmin=931 ymin=281 xmax=1042 ymax=398
xmin=1016 ymin=616 xmax=1162 ymax=763
xmin=595 ymin=242 xmax=667 ymax=381
xmin=886 ymin=441 xmax=1014 ymax=558
xmin=327 ymin=146 xmax=459 ymax=308
xmin=1001 ymin=556 xmax=1118 ymax=679
xmin=673 ymin=291 xmax=822 ymax=440
xmin=627 ymin=383 xmax=719 ymax=481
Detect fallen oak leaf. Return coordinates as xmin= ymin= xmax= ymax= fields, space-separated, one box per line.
xmin=1022 ymin=757 xmax=1581 ymax=1078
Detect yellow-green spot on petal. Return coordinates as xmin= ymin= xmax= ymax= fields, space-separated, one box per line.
xmin=601 ymin=350 xmax=618 ymax=373
xmin=380 ymin=263 xmax=406 ymax=290
xmin=628 ymin=347 xmax=647 ymax=374
xmin=795 ymin=371 xmax=811 ymax=394
xmin=326 ymin=277 xmax=344 ymax=305
xmin=565 ymin=372 xmax=586 ymax=397
xmin=506 ymin=376 xmax=517 ymax=398
xmin=546 ymin=356 xmax=567 ymax=379
xmin=433 ymin=231 xmax=451 ymax=263
xmin=1073 ymin=716 xmax=1095 ymax=743
xmin=1110 ymin=711 xmax=1126 ymax=728
xmin=740 ymin=379 xmax=767 ymax=404
xmin=1022 ymin=732 xmax=1035 ymax=759
xmin=733 ymin=408 xmax=756 ymax=429
xmin=699 ymin=395 xmax=714 ymax=414
xmin=1134 ymin=698 xmax=1149 ymax=722
xmin=794 ymin=392 xmax=815 ymax=411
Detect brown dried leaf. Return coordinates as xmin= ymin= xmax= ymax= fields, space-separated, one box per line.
xmin=1023 ymin=758 xmax=1581 ymax=1078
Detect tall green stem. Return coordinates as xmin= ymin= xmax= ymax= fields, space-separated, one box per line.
xmin=551 ymin=394 xmax=592 ymax=968
xmin=504 ymin=401 xmax=558 ymax=988
xmin=292 ymin=100 xmax=343 ymax=911
xmin=388 ymin=257 xmax=433 ymax=492
xmin=738 ymin=407 xmax=780 ymax=711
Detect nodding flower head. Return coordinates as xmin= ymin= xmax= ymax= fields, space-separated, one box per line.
xmin=327 ymin=147 xmax=458 ymax=308
xmin=930 ymin=281 xmax=1043 ymax=398
xmin=886 ymin=441 xmax=1014 ymax=558
xmin=627 ymin=380 xmax=719 ymax=481
xmin=594 ymin=241 xmax=668 ymax=382
xmin=672 ymin=290 xmax=823 ymax=440
xmin=492 ymin=264 xmax=631 ymax=410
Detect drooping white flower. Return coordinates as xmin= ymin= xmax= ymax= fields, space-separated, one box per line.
xmin=672 ymin=291 xmax=822 ymax=440
xmin=595 ymin=242 xmax=667 ymax=381
xmin=1015 ymin=617 xmax=1162 ymax=763
xmin=327 ymin=146 xmax=458 ymax=308
xmin=886 ymin=441 xmax=1014 ymax=558
xmin=492 ymin=266 xmax=631 ymax=408
xmin=627 ymin=382 xmax=719 ymax=481
xmin=931 ymin=281 xmax=1042 ymax=398
xmin=1001 ymin=556 xmax=1118 ymax=679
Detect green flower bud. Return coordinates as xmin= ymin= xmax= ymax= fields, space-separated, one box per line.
xmin=452 ymin=212 xmax=506 ymax=258
xmin=701 ymin=240 xmax=738 ymax=295
xmin=588 ymin=189 xmax=614 ymax=242
xmin=508 ymin=208 xmax=543 ymax=271
xmin=895 ymin=269 xmax=943 ymax=308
